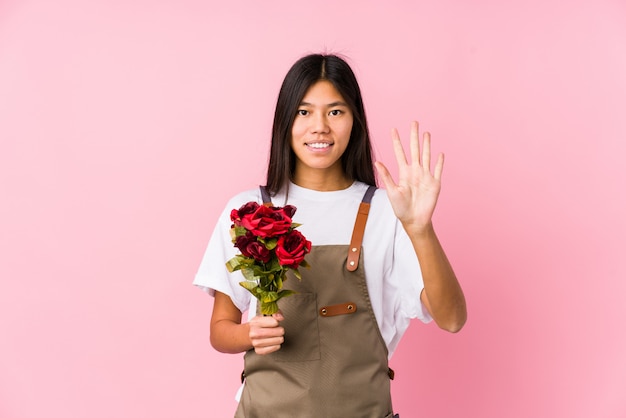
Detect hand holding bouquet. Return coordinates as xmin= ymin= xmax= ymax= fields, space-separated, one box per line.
xmin=226 ymin=201 xmax=311 ymax=315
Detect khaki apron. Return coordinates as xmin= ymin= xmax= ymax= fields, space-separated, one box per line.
xmin=235 ymin=186 xmax=397 ymax=418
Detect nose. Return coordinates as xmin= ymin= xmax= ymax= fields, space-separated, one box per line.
xmin=310 ymin=112 xmax=330 ymax=134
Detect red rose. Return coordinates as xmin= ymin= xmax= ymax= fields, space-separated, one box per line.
xmin=231 ymin=201 xmax=261 ymax=224
xmin=281 ymin=205 xmax=297 ymax=218
xmin=235 ymin=232 xmax=271 ymax=263
xmin=240 ymin=205 xmax=294 ymax=238
xmin=276 ymin=229 xmax=311 ymax=269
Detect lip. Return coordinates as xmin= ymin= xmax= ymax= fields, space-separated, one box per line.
xmin=304 ymin=141 xmax=333 ymax=152
xmin=304 ymin=139 xmax=333 ymax=146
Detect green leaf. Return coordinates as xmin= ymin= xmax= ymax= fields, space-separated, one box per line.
xmin=227 ymin=255 xmax=258 ymax=272
xmin=239 ymin=281 xmax=258 ymax=293
xmin=261 ymin=291 xmax=279 ymax=303
xmin=260 ymin=301 xmax=279 ymax=316
xmin=234 ymin=226 xmax=248 ymax=237
xmin=226 ymin=257 xmax=242 ymax=272
xmin=252 ymin=265 xmax=273 ymax=276
xmin=241 ymin=268 xmax=257 ymax=281
xmin=275 ymin=289 xmax=295 ymax=300
xmin=259 ymin=275 xmax=272 ymax=289
xmin=260 ymin=238 xmax=278 ymax=250
xmin=267 ymin=258 xmax=281 ymax=271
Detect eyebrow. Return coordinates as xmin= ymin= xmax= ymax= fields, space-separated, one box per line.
xmin=299 ymin=101 xmax=349 ymax=107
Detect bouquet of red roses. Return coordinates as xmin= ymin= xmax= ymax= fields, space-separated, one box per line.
xmin=226 ymin=201 xmax=311 ymax=315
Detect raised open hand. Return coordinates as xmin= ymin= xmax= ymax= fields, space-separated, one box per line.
xmin=374 ymin=121 xmax=444 ymax=235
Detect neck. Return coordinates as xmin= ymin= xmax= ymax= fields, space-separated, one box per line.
xmin=292 ymin=166 xmax=353 ymax=191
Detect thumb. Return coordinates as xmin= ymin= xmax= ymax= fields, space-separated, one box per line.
xmin=374 ymin=161 xmax=395 ymax=190
xmin=272 ymin=312 xmax=284 ymax=322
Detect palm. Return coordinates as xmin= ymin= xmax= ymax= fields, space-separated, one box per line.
xmin=375 ymin=121 xmax=443 ymax=233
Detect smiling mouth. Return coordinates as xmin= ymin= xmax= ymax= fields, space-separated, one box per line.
xmin=305 ymin=142 xmax=332 ymax=149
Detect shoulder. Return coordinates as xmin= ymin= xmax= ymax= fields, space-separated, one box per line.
xmin=370 ymin=187 xmax=394 ymax=214
xmin=345 ymin=182 xmax=395 ymax=219
xmin=351 ymin=182 xmax=390 ymax=202
xmin=221 ymin=187 xmax=265 ymax=213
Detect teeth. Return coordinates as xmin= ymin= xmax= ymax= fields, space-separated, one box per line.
xmin=308 ymin=143 xmax=330 ymax=149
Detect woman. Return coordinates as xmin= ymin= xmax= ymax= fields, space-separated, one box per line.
xmin=194 ymin=54 xmax=466 ymax=418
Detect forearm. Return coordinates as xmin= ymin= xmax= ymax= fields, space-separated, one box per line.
xmin=210 ymin=319 xmax=253 ymax=354
xmin=405 ymin=222 xmax=467 ymax=332
xmin=210 ymin=291 xmax=286 ymax=355
xmin=210 ymin=291 xmax=253 ymax=353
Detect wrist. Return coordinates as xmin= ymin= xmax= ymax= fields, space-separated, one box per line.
xmin=402 ymin=221 xmax=435 ymax=239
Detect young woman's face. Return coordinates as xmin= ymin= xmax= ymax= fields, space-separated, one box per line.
xmin=290 ymin=80 xmax=354 ymax=183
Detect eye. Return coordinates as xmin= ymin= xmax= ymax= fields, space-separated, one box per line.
xmin=297 ymin=109 xmax=309 ymax=116
xmin=329 ymin=109 xmax=342 ymax=116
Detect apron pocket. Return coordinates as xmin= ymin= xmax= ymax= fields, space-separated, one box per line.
xmin=272 ymin=292 xmax=321 ymax=362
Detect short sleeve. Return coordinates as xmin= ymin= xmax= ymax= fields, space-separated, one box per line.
xmin=193 ymin=191 xmax=262 ymax=313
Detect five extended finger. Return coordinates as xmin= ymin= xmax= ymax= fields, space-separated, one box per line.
xmin=382 ymin=121 xmax=445 ymax=184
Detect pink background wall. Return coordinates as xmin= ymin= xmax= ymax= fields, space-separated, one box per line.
xmin=1 ymin=0 xmax=625 ymax=417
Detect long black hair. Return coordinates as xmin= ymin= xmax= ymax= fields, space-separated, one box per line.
xmin=265 ymin=54 xmax=376 ymax=195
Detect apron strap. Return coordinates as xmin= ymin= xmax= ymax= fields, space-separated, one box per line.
xmin=259 ymin=185 xmax=272 ymax=206
xmin=346 ymin=185 xmax=376 ymax=272
xmin=261 ymin=184 xmax=376 ymax=272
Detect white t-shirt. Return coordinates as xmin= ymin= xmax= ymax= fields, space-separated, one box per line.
xmin=194 ymin=181 xmax=432 ymax=358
